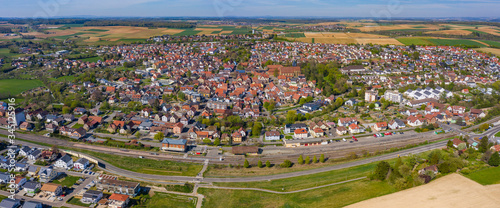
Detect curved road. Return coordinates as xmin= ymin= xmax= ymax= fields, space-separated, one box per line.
xmin=2 ymin=133 xmax=448 ymax=183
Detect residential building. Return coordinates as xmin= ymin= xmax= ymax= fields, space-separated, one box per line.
xmin=264 ymin=131 xmax=280 ymax=141
xmin=54 ymin=154 xmax=73 ymax=169
xmin=40 ymin=183 xmax=62 ymax=196
xmin=96 ymin=179 xmax=140 ymax=196
xmin=81 ymin=190 xmax=103 ymax=204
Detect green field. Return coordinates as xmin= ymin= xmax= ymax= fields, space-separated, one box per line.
xmin=463 ymin=29 xmax=490 ymax=35
xmin=396 ymin=37 xmax=435 ymax=46
xmin=78 ymin=56 xmax=102 ymax=62
xmin=481 ymin=40 xmax=500 ymax=47
xmin=53 ymin=175 xmax=81 ymax=187
xmin=465 ymin=166 xmax=500 ymax=185
xmin=67 ymin=197 xmax=89 ymax=207
xmin=200 ymin=179 xmax=395 ymax=208
xmin=173 ymin=29 xmax=200 ymax=36
xmin=54 ymin=32 xmax=97 ymax=39
xmin=0 ymin=79 xmax=44 ymax=95
xmin=428 ymin=39 xmax=486 ymax=47
xmin=76 ymin=149 xmax=203 ymax=176
xmin=284 ymin=32 xmax=306 ymax=38
xmin=85 ymin=29 xmax=109 ymax=32
xmin=133 ymin=192 xmax=197 ymax=208
xmin=0 ymin=48 xmax=22 ymax=58
xmin=213 ymin=160 xmax=382 ymax=192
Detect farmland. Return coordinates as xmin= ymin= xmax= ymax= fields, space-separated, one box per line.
xmin=396 ymin=37 xmax=434 ymax=46
xmin=427 ymin=39 xmax=487 ymax=47
xmin=199 ymin=179 xmax=396 ymax=208
xmin=0 ymin=79 xmax=44 ymax=95
xmin=287 ymin=32 xmax=403 ymax=45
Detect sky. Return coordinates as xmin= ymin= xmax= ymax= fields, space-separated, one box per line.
xmin=0 ymin=0 xmax=498 ymax=18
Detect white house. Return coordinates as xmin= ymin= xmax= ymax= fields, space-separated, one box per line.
xmin=73 ymin=158 xmax=90 ymax=170
xmin=54 ymin=155 xmax=73 ymax=170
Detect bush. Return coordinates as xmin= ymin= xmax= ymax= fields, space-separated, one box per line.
xmin=257 ymin=160 xmax=263 ymax=168
xmin=280 ymin=160 xmax=292 ymax=168
xmin=244 ymin=159 xmax=250 ymax=168
xmin=266 ymin=160 xmax=271 ymax=168
xmin=298 ymin=155 xmax=304 ymax=165
xmin=373 ymin=161 xmax=391 ymax=181
xmin=319 ymin=154 xmax=325 ymax=163
xmin=489 ymin=151 xmax=500 ymax=166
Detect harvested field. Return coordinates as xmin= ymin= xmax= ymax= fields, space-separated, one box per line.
xmin=425 ymin=30 xmax=472 ymax=36
xmin=355 ymin=24 xmax=440 ymax=32
xmin=346 ymin=174 xmax=500 ymax=208
xmin=356 ymin=38 xmax=403 ymax=45
xmin=476 ymin=48 xmax=500 ymax=56
xmin=195 ymin=28 xmax=223 ymax=35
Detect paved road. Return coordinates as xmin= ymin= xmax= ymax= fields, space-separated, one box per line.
xmin=1 ymin=130 xmax=448 ymax=183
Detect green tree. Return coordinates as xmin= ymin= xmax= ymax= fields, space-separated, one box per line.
xmin=154 ymin=132 xmax=164 ymax=141
xmin=298 ymin=155 xmax=304 ymax=165
xmin=214 ymin=138 xmax=220 ymax=146
xmin=489 ymin=151 xmax=500 ymax=166
xmin=319 ymin=154 xmax=325 ymax=163
xmin=419 ymin=104 xmax=427 ymax=110
xmin=447 ymin=140 xmax=453 ymax=148
xmin=369 ymin=103 xmax=375 ymax=109
xmin=258 ymin=160 xmax=263 ymax=168
xmin=135 ymin=132 xmax=141 ymax=139
xmin=479 ymin=136 xmax=490 ymax=153
xmin=266 ymin=160 xmax=271 ymax=168
xmin=62 ymin=106 xmax=71 ymax=114
xmin=244 ymin=159 xmax=250 ymax=168
xmin=305 ymin=156 xmax=311 ymax=164
xmin=286 ymin=110 xmax=298 ymax=124
xmin=280 ymin=160 xmax=292 ymax=168
xmin=373 ymin=161 xmax=391 ymax=181
xmin=252 ymin=122 xmax=263 ymax=137
xmin=313 ymin=155 xmax=318 ymax=163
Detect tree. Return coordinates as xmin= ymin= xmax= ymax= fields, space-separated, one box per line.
xmin=135 ymin=132 xmax=141 ymax=139
xmin=286 ymin=110 xmax=298 ymax=124
xmin=154 ymin=132 xmax=164 ymax=141
xmin=369 ymin=103 xmax=375 ymax=110
xmin=252 ymin=122 xmax=263 ymax=137
xmin=447 ymin=140 xmax=453 ymax=148
xmin=489 ymin=151 xmax=500 ymax=166
xmin=457 ymin=143 xmax=467 ymax=151
xmin=419 ymin=104 xmax=427 ymax=110
xmin=479 ymin=136 xmax=489 ymax=153
xmin=214 ymin=138 xmax=220 ymax=146
xmin=313 ymin=155 xmax=318 ymax=163
xmin=305 ymin=156 xmax=311 ymax=164
xmin=319 ymin=154 xmax=325 ymax=163
xmin=373 ymin=161 xmax=391 ymax=181
xmin=298 ymin=155 xmax=304 ymax=165
xmin=258 ymin=160 xmax=263 ymax=168
xmin=62 ymin=106 xmax=71 ymax=114
xmin=266 ymin=160 xmax=271 ymax=168
xmin=280 ymin=160 xmax=292 ymax=168
xmin=273 ymin=69 xmax=279 ymax=77
xmin=244 ymin=159 xmax=250 ymax=168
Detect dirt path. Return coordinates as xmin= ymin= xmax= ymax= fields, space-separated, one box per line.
xmin=346 ymin=173 xmax=500 ymax=208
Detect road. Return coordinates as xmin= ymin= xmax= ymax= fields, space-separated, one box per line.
xmin=1 ymin=133 xmax=448 ymax=183
xmin=439 ymin=120 xmax=500 ymax=140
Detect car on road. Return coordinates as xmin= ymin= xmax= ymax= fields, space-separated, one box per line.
xmin=373 ymin=134 xmax=378 ymax=138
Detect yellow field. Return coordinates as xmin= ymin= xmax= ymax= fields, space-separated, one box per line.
xmin=290 ymin=32 xmax=403 ymax=45
xmin=426 ymin=30 xmax=473 ymax=36
xmin=347 ymin=174 xmax=500 ymax=208
xmin=477 ymin=48 xmax=500 ymax=56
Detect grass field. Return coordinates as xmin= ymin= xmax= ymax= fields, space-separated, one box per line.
xmin=0 ymin=79 xmax=44 ymax=95
xmin=67 ymin=197 xmax=89 ymax=207
xmin=284 ymin=32 xmax=306 ymax=38
xmin=53 ymin=175 xmax=81 ymax=187
xmin=465 ymin=166 xmax=500 ymax=185
xmin=0 ymin=48 xmax=22 ymax=58
xmin=481 ymin=40 xmax=500 ymax=47
xmin=76 ymin=149 xmax=203 ymax=176
xmin=199 ymin=179 xmax=395 ymax=208
xmin=212 ymin=161 xmax=382 ymax=192
xmin=134 ymin=192 xmax=197 ymax=208
xmin=78 ymin=56 xmax=102 ymax=62
xmin=396 ymin=37 xmax=435 ymax=45
xmin=428 ymin=39 xmax=487 ymax=47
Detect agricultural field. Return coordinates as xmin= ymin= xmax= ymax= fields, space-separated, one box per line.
xmin=427 ymin=39 xmax=487 ymax=47
xmin=199 ymin=179 xmax=396 ymax=208
xmin=465 ymin=166 xmax=500 ymax=185
xmin=134 ymin=192 xmax=197 ymax=208
xmin=0 ymin=48 xmax=23 ymax=58
xmin=477 ymin=48 xmax=500 ymax=56
xmin=346 ymin=174 xmax=500 ymax=208
xmin=0 ymin=79 xmax=44 ymax=95
xmin=287 ymin=32 xmax=403 ymax=45
xmin=396 ymin=37 xmax=435 ymax=46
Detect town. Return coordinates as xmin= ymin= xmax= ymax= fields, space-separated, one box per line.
xmin=1 ymin=16 xmax=500 ymax=208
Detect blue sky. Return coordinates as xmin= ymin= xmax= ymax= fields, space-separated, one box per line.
xmin=0 ymin=0 xmax=498 ymax=18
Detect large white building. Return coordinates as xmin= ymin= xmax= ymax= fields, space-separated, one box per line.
xmin=404 ymin=87 xmax=452 ymax=100
xmin=383 ymin=90 xmax=403 ymax=103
